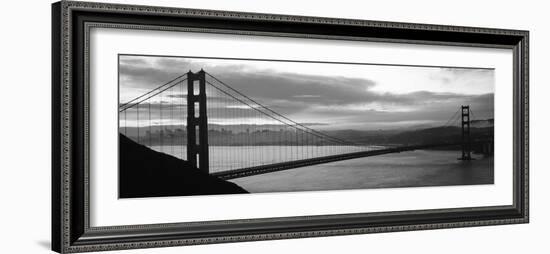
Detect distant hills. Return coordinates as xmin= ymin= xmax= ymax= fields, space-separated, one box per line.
xmin=120 ymin=119 xmax=493 ymax=146
xmin=470 ymin=118 xmax=494 ymax=128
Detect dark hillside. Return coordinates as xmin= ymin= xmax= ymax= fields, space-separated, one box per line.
xmin=119 ymin=134 xmax=248 ymax=198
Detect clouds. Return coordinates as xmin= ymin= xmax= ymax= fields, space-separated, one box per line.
xmin=210 ymin=71 xmax=376 ymax=106
xmin=427 ymin=68 xmax=494 ymax=94
xmin=119 ymin=55 xmax=494 ymax=130
xmin=119 ymin=57 xmax=191 ymax=89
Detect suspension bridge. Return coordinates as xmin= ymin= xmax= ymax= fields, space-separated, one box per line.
xmin=119 ymin=70 xmax=493 ymax=180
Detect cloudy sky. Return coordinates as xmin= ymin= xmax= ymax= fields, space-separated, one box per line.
xmin=119 ymin=55 xmax=494 ymax=130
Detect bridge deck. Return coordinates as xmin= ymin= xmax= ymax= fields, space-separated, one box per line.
xmin=212 ymin=142 xmax=472 ymax=180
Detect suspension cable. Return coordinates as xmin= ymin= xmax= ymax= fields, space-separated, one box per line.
xmin=119 ymin=73 xmax=188 ymax=109
xmin=442 ymin=108 xmax=460 ymax=127
xmin=120 ymin=78 xmax=188 ymax=112
xmin=206 ymin=72 xmax=362 ymax=146
xmin=205 ymin=80 xmax=356 ymax=146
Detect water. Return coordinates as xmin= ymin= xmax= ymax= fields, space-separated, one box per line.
xmin=150 ymin=145 xmax=493 ymax=193
xmin=231 ymin=150 xmax=494 ymax=193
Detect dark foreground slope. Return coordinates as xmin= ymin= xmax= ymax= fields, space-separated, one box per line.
xmin=119 ymin=134 xmax=248 ymax=198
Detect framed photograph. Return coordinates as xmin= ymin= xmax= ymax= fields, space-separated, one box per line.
xmin=52 ymin=1 xmax=529 ymax=253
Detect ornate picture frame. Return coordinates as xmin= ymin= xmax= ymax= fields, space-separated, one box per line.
xmin=52 ymin=1 xmax=529 ymax=253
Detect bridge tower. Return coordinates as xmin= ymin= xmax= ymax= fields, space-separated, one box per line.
xmin=187 ymin=70 xmax=210 ymax=173
xmin=460 ymin=105 xmax=472 ymax=160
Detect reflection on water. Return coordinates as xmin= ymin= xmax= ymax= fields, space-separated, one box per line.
xmin=230 ymin=150 xmax=494 ymax=193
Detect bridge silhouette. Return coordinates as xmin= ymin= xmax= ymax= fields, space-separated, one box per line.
xmin=119 ymin=70 xmax=493 ymax=180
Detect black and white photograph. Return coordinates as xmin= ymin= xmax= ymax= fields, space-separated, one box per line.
xmin=43 ymin=1 xmax=534 ymax=253
xmin=118 ymin=54 xmax=495 ymax=198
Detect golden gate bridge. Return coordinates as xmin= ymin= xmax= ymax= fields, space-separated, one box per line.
xmin=119 ymin=70 xmax=493 ymax=180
